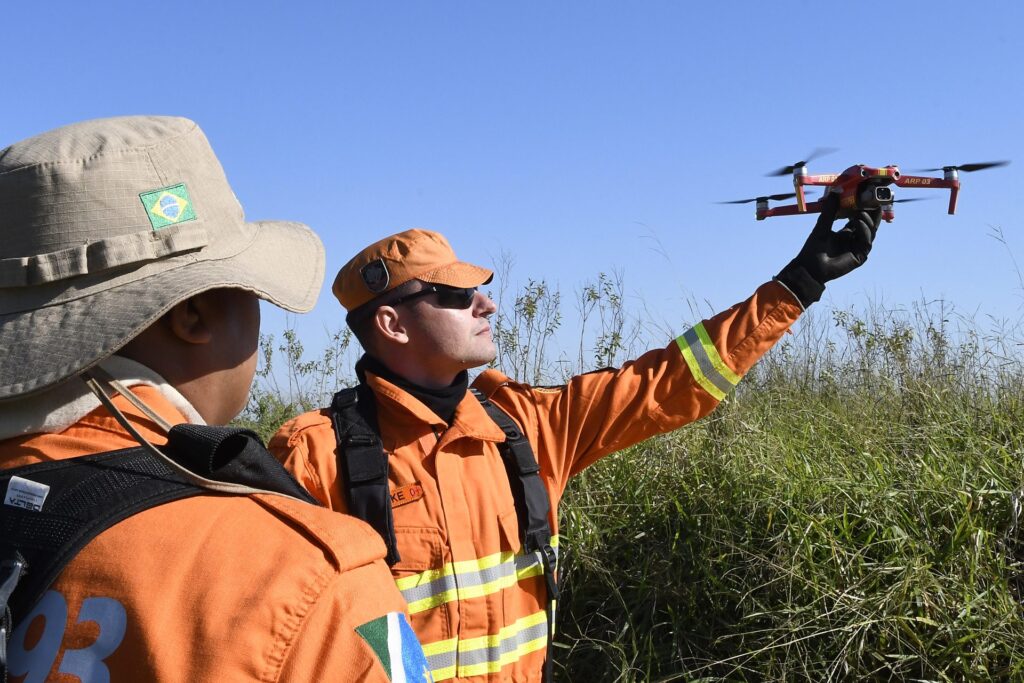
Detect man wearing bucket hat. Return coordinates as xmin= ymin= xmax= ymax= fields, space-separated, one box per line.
xmin=0 ymin=117 xmax=432 ymax=681
xmin=271 ymin=200 xmax=880 ymax=681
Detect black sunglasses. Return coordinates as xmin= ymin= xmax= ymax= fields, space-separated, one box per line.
xmin=389 ymin=285 xmax=478 ymax=310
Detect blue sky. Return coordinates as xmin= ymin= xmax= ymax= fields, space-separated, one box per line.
xmin=4 ymin=2 xmax=1024 ymax=350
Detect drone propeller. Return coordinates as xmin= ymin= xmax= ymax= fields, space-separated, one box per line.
xmin=891 ymin=197 xmax=932 ymax=204
xmin=717 ymin=192 xmax=797 ymax=205
xmin=915 ymin=160 xmax=1010 ymax=173
xmin=767 ymin=147 xmax=838 ymax=177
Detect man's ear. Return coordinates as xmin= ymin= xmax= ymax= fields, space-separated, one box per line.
xmin=374 ymin=306 xmax=410 ymax=345
xmin=165 ymin=295 xmax=213 ymax=345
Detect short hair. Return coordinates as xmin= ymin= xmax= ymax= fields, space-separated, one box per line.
xmin=346 ymin=279 xmax=422 ymax=354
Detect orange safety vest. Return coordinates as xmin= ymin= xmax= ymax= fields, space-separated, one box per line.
xmin=0 ymin=386 xmax=427 ymax=682
xmin=271 ymin=281 xmax=803 ymax=682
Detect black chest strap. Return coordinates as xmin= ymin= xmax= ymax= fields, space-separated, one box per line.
xmin=330 ymin=386 xmax=401 ymax=566
xmin=0 ymin=425 xmax=316 ymax=678
xmin=469 ymin=388 xmax=557 ymax=583
xmin=470 ymin=388 xmax=560 ymax=683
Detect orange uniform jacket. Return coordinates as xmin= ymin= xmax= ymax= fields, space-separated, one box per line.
xmin=1 ymin=386 xmax=427 ymax=682
xmin=271 ymin=281 xmax=803 ymax=682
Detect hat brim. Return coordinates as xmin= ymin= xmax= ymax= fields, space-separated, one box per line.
xmin=417 ymin=261 xmax=494 ymax=289
xmin=0 ymin=220 xmax=324 ymax=400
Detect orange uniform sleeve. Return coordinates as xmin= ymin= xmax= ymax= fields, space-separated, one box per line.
xmin=474 ymin=281 xmax=803 ymax=493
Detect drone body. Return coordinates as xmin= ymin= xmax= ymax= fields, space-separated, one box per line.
xmin=721 ymin=153 xmax=1008 ymax=223
xmin=759 ymin=164 xmax=943 ymax=223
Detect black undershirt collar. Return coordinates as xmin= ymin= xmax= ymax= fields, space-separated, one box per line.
xmin=356 ymin=354 xmax=468 ymax=425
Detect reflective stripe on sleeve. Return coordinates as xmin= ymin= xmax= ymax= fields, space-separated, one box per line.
xmin=395 ymin=536 xmax=559 ymax=614
xmin=675 ymin=323 xmax=742 ymax=401
xmin=422 ymin=610 xmax=549 ymax=681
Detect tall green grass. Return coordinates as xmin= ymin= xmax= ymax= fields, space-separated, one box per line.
xmin=242 ymin=275 xmax=1024 ymax=681
xmin=557 ymin=303 xmax=1024 ymax=681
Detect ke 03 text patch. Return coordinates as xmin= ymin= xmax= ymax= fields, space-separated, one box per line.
xmin=391 ymin=482 xmax=424 ymax=509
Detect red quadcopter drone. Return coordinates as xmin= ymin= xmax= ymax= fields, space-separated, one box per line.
xmin=721 ymin=148 xmax=1009 ymax=223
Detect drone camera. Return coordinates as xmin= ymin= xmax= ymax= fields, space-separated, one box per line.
xmin=858 ymin=184 xmax=894 ymax=209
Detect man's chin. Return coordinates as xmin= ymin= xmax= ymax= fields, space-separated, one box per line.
xmin=464 ymin=348 xmax=497 ymax=370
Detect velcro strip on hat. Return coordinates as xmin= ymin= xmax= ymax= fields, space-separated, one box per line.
xmin=0 ymin=224 xmax=209 ymax=288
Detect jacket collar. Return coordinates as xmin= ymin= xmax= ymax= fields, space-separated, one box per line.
xmin=362 ymin=370 xmax=506 ymax=444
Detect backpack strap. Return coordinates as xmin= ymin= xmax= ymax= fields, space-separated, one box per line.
xmin=0 ymin=445 xmax=202 ymax=627
xmin=470 ymin=388 xmax=558 ymax=683
xmin=0 ymin=424 xmax=316 ymax=677
xmin=330 ymin=386 xmax=401 ymax=566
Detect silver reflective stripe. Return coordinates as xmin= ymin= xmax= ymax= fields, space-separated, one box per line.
xmin=401 ymin=550 xmax=543 ymax=606
xmin=421 ymin=610 xmax=550 ymax=680
xmin=426 ymin=648 xmax=457 ymax=678
xmin=681 ymin=327 xmax=735 ymax=396
xmin=399 ymin=543 xmax=559 ymax=614
xmin=457 ymin=618 xmax=549 ymax=667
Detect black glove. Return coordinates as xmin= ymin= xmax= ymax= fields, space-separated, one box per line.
xmin=775 ymin=191 xmax=882 ymax=307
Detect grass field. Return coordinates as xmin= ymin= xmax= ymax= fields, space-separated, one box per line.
xmin=556 ymin=304 xmax=1024 ymax=681
xmin=243 ymin=280 xmax=1024 ymax=681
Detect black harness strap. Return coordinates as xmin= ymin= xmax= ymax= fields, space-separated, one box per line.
xmin=470 ymin=388 xmax=559 ymax=683
xmin=0 ymin=425 xmax=315 ymax=678
xmin=330 ymin=386 xmax=401 ymax=566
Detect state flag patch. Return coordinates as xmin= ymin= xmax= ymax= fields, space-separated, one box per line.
xmin=356 ymin=611 xmax=434 ymax=682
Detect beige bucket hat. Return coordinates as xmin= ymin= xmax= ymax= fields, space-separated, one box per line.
xmin=0 ymin=116 xmax=325 ymax=400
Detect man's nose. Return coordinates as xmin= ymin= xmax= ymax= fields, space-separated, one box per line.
xmin=474 ymin=291 xmax=497 ymax=316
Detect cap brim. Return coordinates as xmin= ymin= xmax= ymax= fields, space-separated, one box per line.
xmin=0 ymin=220 xmax=324 ymax=400
xmin=417 ymin=261 xmax=494 ymax=289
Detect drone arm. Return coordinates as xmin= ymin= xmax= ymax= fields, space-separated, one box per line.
xmin=763 ymin=201 xmax=823 ymax=219
xmin=893 ymin=175 xmax=960 ymax=215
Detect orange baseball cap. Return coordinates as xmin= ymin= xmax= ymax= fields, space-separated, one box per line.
xmin=333 ymin=228 xmax=493 ymax=312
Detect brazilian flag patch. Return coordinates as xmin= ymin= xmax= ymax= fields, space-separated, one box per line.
xmin=139 ymin=183 xmax=196 ymax=230
xmin=356 ymin=612 xmax=434 ymax=682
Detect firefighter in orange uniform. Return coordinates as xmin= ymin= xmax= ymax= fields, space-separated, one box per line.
xmin=270 ymin=196 xmax=880 ymax=682
xmin=0 ymin=117 xmax=431 ymax=682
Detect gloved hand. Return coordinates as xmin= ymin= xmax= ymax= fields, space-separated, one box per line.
xmin=775 ymin=190 xmax=882 ymax=307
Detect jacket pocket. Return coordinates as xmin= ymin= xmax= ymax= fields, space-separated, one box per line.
xmin=392 ymin=527 xmax=454 ymax=644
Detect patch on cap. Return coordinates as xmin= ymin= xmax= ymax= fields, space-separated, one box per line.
xmin=140 ymin=183 xmax=197 ymax=230
xmin=360 ymin=258 xmax=391 ymax=293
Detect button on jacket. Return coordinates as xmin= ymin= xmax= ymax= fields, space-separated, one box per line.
xmin=271 ymin=281 xmax=803 ymax=682
xmin=1 ymin=385 xmax=421 ymax=682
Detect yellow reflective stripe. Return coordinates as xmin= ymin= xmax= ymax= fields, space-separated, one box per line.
xmin=693 ymin=323 xmax=741 ymax=385
xmin=422 ymin=637 xmax=459 ymax=657
xmin=396 ymin=536 xmax=559 ymax=614
xmin=420 ymin=610 xmax=549 ymax=681
xmin=458 ymin=635 xmax=547 ymax=678
xmin=422 ymin=637 xmax=459 ymax=680
xmin=394 ymin=550 xmax=503 ymax=592
xmin=458 ymin=610 xmax=547 ymax=651
xmin=431 ymin=664 xmax=457 ymax=682
xmin=676 ymin=322 xmax=741 ymax=401
xmin=676 ymin=335 xmax=725 ymax=401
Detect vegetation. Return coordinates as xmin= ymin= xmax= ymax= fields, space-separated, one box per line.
xmin=240 ymin=272 xmax=1024 ymax=682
